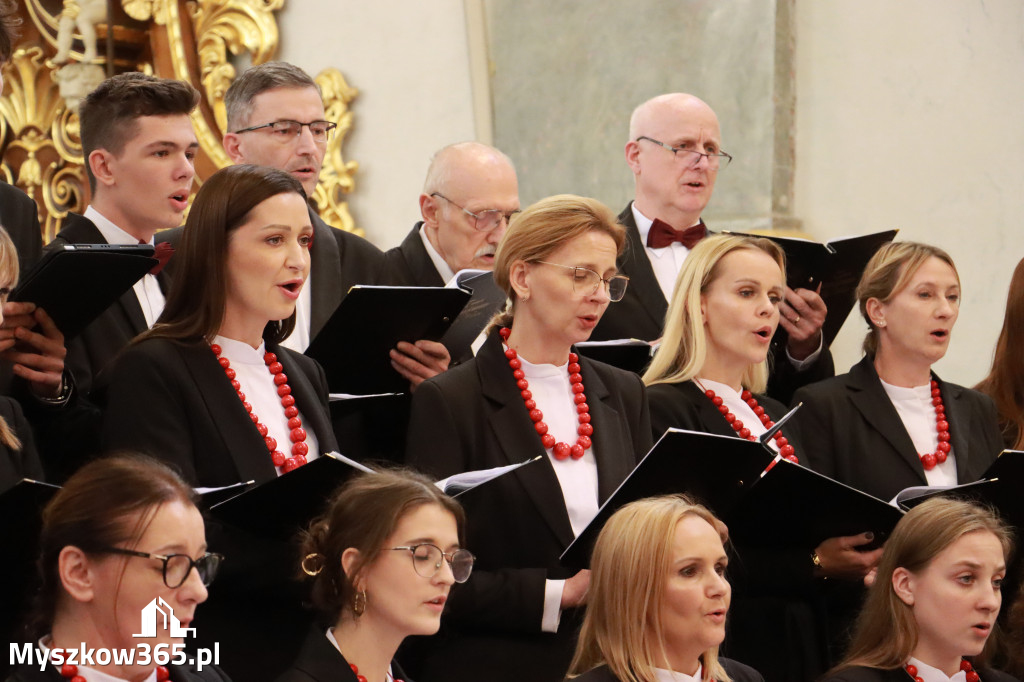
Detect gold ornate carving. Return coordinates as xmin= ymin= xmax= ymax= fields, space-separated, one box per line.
xmin=0 ymin=46 xmax=84 ymax=240
xmin=313 ymin=68 xmax=361 ymax=236
xmin=3 ymin=0 xmax=363 ymax=241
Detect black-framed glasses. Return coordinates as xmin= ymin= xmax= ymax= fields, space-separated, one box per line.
xmin=535 ymin=261 xmax=630 ymax=302
xmin=388 ymin=544 xmax=475 ymax=583
xmin=97 ymin=547 xmax=224 ymax=588
xmin=234 ymin=119 xmax=337 ymax=143
xmin=636 ymin=135 xmax=732 ymax=169
xmin=430 ymin=193 xmax=520 ymax=232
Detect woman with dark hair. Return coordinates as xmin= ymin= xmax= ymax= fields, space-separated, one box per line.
xmin=405 ymin=194 xmax=652 ymax=682
xmin=822 ymin=497 xmax=1017 ymax=682
xmin=101 ymin=164 xmax=337 ymax=485
xmin=794 ymin=241 xmax=1002 ymax=502
xmin=976 ymin=256 xmax=1024 ymax=450
xmin=568 ymin=495 xmax=762 ymax=682
xmin=6 ymin=454 xmax=229 ymax=682
xmin=276 ymin=469 xmax=472 ymax=682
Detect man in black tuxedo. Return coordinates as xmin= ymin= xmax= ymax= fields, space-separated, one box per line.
xmin=219 ymin=62 xmax=448 ymax=389
xmin=381 ymin=141 xmax=519 ymax=287
xmin=592 ymin=92 xmax=833 ymax=402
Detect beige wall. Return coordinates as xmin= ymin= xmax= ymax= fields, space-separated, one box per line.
xmin=276 ymin=0 xmax=477 ymax=249
xmin=794 ymin=0 xmax=1024 ymax=384
xmin=277 ymin=0 xmax=1023 ymax=385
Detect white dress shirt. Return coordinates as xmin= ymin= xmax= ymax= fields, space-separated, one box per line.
xmin=85 ymin=206 xmax=165 ymax=328
xmin=880 ymin=379 xmax=957 ymax=487
xmin=213 ymin=335 xmax=320 ymax=475
xmin=419 ymin=224 xmax=456 ymax=285
xmin=905 ymin=657 xmax=970 ymax=682
xmin=632 ymin=203 xmax=694 ymax=302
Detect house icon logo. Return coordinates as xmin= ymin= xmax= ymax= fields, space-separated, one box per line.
xmin=133 ymin=597 xmax=196 ymax=638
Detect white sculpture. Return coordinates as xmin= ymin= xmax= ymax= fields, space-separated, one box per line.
xmin=54 ymin=0 xmax=108 ymax=65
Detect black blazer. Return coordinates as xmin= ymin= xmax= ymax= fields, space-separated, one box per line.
xmin=792 ymin=355 xmax=1004 ymax=502
xmin=404 ymin=331 xmax=652 ymax=682
xmin=100 ymin=337 xmax=337 ymax=487
xmin=379 ymin=223 xmax=445 ymax=287
xmin=5 ymin=661 xmax=232 ymax=681
xmin=571 ymin=659 xmax=764 ymax=682
xmin=157 ymin=208 xmax=384 ymax=345
xmin=645 ymin=380 xmax=834 ymax=681
xmin=48 ymin=213 xmax=172 ymax=398
xmin=821 ymin=664 xmax=1020 ymax=682
xmin=275 ymin=628 xmax=412 ymax=682
xmin=0 ymin=182 xmax=43 ymax=279
xmin=0 ymin=397 xmax=43 ymax=491
xmin=592 ymin=203 xmax=835 ymax=404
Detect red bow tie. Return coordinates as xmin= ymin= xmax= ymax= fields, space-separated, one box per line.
xmin=149 ymin=241 xmax=175 ymax=275
xmin=646 ymin=219 xmax=707 ymax=249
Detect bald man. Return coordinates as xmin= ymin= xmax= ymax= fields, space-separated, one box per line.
xmin=381 ymin=142 xmax=520 ymax=286
xmin=593 ymin=93 xmax=832 ymax=402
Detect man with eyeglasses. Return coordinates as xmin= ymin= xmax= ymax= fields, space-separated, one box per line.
xmin=214 ymin=61 xmax=450 ymax=389
xmin=593 ymin=92 xmax=833 ymax=403
xmin=381 ymin=142 xmax=520 ymax=287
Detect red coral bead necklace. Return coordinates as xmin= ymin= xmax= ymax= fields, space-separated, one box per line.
xmin=919 ymin=379 xmax=951 ymax=471
xmin=904 ymin=659 xmax=979 ymax=682
xmin=349 ymin=663 xmax=403 ymax=682
xmin=697 ymin=380 xmax=798 ymax=464
xmin=211 ymin=343 xmax=309 ymax=472
xmin=59 ymin=663 xmax=170 ymax=681
xmin=500 ymin=327 xmax=593 ymax=461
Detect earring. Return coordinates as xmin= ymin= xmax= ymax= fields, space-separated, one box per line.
xmin=301 ymin=553 xmax=324 ymax=576
xmin=521 ymin=293 xmax=529 ymax=302
xmin=353 ymin=589 xmax=366 ymax=617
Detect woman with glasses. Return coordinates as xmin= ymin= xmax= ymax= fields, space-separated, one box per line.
xmin=822 ymin=497 xmax=1016 ymax=682
xmin=276 ymin=468 xmax=471 ymax=682
xmin=568 ymin=495 xmax=762 ymax=682
xmin=8 ymin=454 xmax=229 ymax=682
xmin=405 ymin=194 xmax=652 ymax=682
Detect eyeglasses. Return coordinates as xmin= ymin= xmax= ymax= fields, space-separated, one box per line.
xmin=97 ymin=547 xmax=224 ymax=588
xmin=388 ymin=544 xmax=475 ymax=583
xmin=535 ymin=261 xmax=630 ymax=302
xmin=430 ymin=193 xmax=520 ymax=232
xmin=234 ymin=119 xmax=337 ymax=143
xmin=636 ymin=136 xmax=732 ymax=169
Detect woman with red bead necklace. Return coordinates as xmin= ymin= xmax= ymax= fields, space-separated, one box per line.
xmin=100 ymin=164 xmax=338 ymax=680
xmin=276 ymin=469 xmax=473 ymax=682
xmin=101 ymin=163 xmax=337 ymax=486
xmin=6 ymin=454 xmax=229 ymax=682
xmin=822 ymin=497 xmax=1018 ymax=682
xmin=405 ymin=195 xmax=652 ymax=682
xmin=643 ymin=234 xmax=878 ymax=680
xmin=793 ymin=242 xmax=1002 ymax=507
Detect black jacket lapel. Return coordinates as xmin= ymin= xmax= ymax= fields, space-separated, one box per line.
xmin=937 ymin=378 xmax=973 ymax=483
xmin=617 ymin=204 xmax=669 ymax=331
xmin=477 ymin=334 xmax=575 ymax=547
xmin=847 ymin=357 xmax=927 ymax=484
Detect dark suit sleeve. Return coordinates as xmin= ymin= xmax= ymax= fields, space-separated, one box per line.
xmin=767 ymin=342 xmax=835 ymax=405
xmin=406 ymin=379 xmax=548 ymax=634
xmin=790 ymin=383 xmax=840 ymax=480
xmin=101 ymin=344 xmax=197 ymax=481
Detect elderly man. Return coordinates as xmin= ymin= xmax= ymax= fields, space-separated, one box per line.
xmin=593 ymin=92 xmax=832 ymax=402
xmin=217 ymin=61 xmax=448 ymax=387
xmin=381 ymin=141 xmax=519 ymax=286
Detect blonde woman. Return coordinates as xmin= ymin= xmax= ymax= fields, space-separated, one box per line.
xmin=567 ymin=494 xmax=762 ymax=682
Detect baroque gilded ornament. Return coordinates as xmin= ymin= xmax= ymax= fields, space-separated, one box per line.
xmin=2 ymin=0 xmax=363 ymax=241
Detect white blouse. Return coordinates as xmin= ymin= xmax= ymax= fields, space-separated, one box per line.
xmin=214 ymin=336 xmax=320 ymax=475
xmin=879 ymin=379 xmax=957 ymax=487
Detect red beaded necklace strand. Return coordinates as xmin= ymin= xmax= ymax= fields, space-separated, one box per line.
xmin=904 ymin=659 xmax=979 ymax=682
xmin=700 ymin=383 xmax=798 ymax=464
xmin=349 ymin=663 xmax=403 ymax=682
xmin=59 ymin=663 xmax=170 ymax=681
xmin=919 ymin=379 xmax=951 ymax=471
xmin=211 ymin=344 xmax=309 ymax=472
xmin=500 ymin=327 xmax=593 ymax=461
